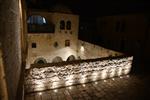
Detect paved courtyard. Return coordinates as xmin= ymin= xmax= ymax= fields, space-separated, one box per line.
xmin=25 ymin=74 xmax=150 ymax=100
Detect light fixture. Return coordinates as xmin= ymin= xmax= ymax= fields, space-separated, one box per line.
xmin=39 ymin=92 xmax=42 ymax=95
xmin=120 ymin=76 xmax=123 ymax=79
xmin=104 ymin=80 xmax=107 ymax=82
xmin=95 ymin=82 xmax=98 ymax=85
xmin=82 ymin=84 xmax=86 ymax=87
xmin=54 ymin=89 xmax=57 ymax=93
xmin=69 ymin=87 xmax=72 ymax=90
xmin=80 ymin=46 xmax=84 ymax=52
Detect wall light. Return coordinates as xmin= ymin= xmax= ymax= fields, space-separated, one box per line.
xmin=39 ymin=92 xmax=42 ymax=95
xmin=80 ymin=46 xmax=85 ymax=52
xmin=69 ymin=87 xmax=72 ymax=90
xmin=54 ymin=89 xmax=57 ymax=93
xmin=112 ymin=78 xmax=115 ymax=81
xmin=120 ymin=76 xmax=123 ymax=79
xmin=95 ymin=82 xmax=98 ymax=85
xmin=82 ymin=84 xmax=86 ymax=87
xmin=104 ymin=80 xmax=107 ymax=82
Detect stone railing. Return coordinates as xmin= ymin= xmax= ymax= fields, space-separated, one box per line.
xmin=25 ymin=56 xmax=133 ymax=93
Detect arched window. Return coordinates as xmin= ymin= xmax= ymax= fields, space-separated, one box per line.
xmin=27 ymin=16 xmax=46 ymax=25
xmin=66 ymin=21 xmax=71 ymax=30
xmin=60 ymin=20 xmax=65 ymax=30
xmin=52 ymin=56 xmax=63 ymax=63
xmin=34 ymin=58 xmax=47 ymax=64
xmin=67 ymin=55 xmax=76 ymax=61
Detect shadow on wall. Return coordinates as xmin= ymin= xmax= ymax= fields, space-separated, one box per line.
xmin=66 ymin=55 xmax=76 ymax=61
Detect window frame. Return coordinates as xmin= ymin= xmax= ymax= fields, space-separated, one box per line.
xmin=60 ymin=20 xmax=65 ymax=30
xmin=66 ymin=20 xmax=71 ymax=30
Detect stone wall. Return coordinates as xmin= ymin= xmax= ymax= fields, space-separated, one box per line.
xmin=0 ymin=0 xmax=22 ymax=99
xmin=78 ymin=40 xmax=123 ymax=59
xmin=26 ymin=34 xmax=78 ymax=69
xmin=26 ymin=37 xmax=123 ymax=69
xmin=25 ymin=56 xmax=133 ymax=93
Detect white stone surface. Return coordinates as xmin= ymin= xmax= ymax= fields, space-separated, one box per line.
xmin=25 ymin=56 xmax=133 ymax=93
xmin=78 ymin=40 xmax=123 ymax=59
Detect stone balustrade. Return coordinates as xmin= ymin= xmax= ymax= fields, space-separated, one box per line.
xmin=25 ymin=56 xmax=133 ymax=93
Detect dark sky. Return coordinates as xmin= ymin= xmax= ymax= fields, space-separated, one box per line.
xmin=26 ymin=0 xmax=150 ymax=17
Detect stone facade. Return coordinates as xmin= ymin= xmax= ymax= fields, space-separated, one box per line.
xmin=26 ymin=33 xmax=78 ymax=68
xmin=26 ymin=8 xmax=123 ymax=69
xmin=26 ymin=10 xmax=79 ymax=68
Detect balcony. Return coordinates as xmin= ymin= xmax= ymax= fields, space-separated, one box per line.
xmin=28 ymin=24 xmax=55 ymax=33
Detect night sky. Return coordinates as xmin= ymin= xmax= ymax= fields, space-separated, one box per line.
xmin=26 ymin=0 xmax=150 ymax=17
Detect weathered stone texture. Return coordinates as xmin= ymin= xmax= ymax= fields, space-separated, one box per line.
xmin=25 ymin=56 xmax=133 ymax=93
xmin=0 ymin=0 xmax=22 ymax=99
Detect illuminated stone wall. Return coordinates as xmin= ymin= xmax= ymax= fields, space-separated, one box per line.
xmin=25 ymin=56 xmax=133 ymax=93
xmin=26 ymin=34 xmax=78 ymax=69
xmin=26 ymin=34 xmax=123 ymax=69
xmin=78 ymin=40 xmax=123 ymax=59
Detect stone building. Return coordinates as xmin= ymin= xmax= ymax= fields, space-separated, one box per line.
xmin=97 ymin=13 xmax=150 ymax=65
xmin=26 ymin=5 xmax=122 ymax=69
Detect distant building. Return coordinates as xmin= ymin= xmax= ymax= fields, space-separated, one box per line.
xmin=97 ymin=13 xmax=150 ymax=63
xmin=26 ymin=5 xmax=122 ymax=69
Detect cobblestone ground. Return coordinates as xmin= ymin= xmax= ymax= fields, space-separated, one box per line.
xmin=25 ymin=74 xmax=150 ymax=100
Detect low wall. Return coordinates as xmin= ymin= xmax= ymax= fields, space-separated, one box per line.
xmin=25 ymin=56 xmax=133 ymax=93
xmin=78 ymin=40 xmax=123 ymax=59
